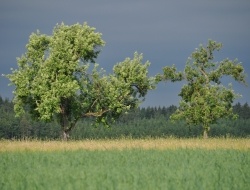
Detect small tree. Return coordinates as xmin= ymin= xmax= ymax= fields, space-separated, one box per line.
xmin=4 ymin=23 xmax=155 ymax=140
xmin=157 ymin=39 xmax=248 ymax=138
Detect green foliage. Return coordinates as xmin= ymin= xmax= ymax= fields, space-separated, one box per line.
xmin=1 ymin=149 xmax=249 ymax=189
xmin=3 ymin=23 xmax=155 ymax=138
xmin=159 ymin=39 xmax=248 ymax=137
xmin=156 ymin=64 xmax=184 ymax=83
xmin=1 ymin=97 xmax=250 ymax=139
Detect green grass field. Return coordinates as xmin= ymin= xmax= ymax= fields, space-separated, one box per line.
xmin=0 ymin=139 xmax=249 ymax=190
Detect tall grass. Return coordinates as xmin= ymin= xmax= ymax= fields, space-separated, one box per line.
xmin=0 ymin=137 xmax=249 ymax=152
xmin=1 ymin=149 xmax=249 ymax=190
xmin=1 ymin=138 xmax=249 ymax=189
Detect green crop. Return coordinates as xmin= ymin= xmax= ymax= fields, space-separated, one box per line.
xmin=1 ymin=149 xmax=249 ymax=189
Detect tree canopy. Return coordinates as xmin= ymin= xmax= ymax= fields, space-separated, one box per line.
xmin=4 ymin=23 xmax=155 ymax=140
xmin=158 ymin=39 xmax=248 ymax=138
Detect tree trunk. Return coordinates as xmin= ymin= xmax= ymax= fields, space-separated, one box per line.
xmin=60 ymin=98 xmax=70 ymax=141
xmin=60 ymin=114 xmax=71 ymax=141
xmin=60 ymin=117 xmax=77 ymax=141
xmin=60 ymin=116 xmax=78 ymax=141
xmin=203 ymin=126 xmax=210 ymax=139
xmin=62 ymin=130 xmax=70 ymax=141
xmin=59 ymin=98 xmax=79 ymax=140
xmin=203 ymin=129 xmax=208 ymax=139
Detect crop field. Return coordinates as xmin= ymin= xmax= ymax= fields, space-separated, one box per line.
xmin=0 ymin=138 xmax=250 ymax=190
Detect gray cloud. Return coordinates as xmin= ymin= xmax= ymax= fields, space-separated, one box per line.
xmin=1 ymin=0 xmax=249 ymax=107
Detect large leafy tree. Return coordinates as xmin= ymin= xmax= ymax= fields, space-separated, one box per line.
xmin=4 ymin=23 xmax=155 ymax=140
xmin=157 ymin=39 xmax=248 ymax=138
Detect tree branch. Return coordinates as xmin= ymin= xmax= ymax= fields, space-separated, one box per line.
xmin=130 ymin=83 xmax=144 ymax=94
xmin=83 ymin=109 xmax=110 ymax=117
xmin=198 ymin=67 xmax=209 ymax=84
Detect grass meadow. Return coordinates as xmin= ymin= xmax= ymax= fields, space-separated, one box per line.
xmin=0 ymin=138 xmax=250 ymax=189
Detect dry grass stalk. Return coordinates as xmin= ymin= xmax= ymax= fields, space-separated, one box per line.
xmin=0 ymin=138 xmax=249 ymax=152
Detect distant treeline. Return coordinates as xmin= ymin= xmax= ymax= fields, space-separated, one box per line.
xmin=0 ymin=95 xmax=250 ymax=139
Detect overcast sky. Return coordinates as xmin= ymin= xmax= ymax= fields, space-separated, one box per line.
xmin=1 ymin=0 xmax=249 ymax=107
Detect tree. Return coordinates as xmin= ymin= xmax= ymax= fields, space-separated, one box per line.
xmin=19 ymin=114 xmax=32 ymax=139
xmin=157 ymin=39 xmax=248 ymax=138
xmin=0 ymin=95 xmax=3 ymax=105
xmin=4 ymin=23 xmax=155 ymax=140
xmin=233 ymin=102 xmax=242 ymax=116
xmin=241 ymin=102 xmax=250 ymax=119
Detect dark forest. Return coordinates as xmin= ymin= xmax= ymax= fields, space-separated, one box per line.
xmin=0 ymin=95 xmax=250 ymax=140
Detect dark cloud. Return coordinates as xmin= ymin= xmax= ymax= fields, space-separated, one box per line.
xmin=1 ymin=0 xmax=249 ymax=107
